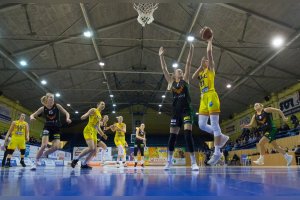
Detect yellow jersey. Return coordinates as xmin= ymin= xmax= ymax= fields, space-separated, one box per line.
xmin=87 ymin=108 xmax=102 ymax=127
xmin=115 ymin=123 xmax=125 ymax=137
xmin=12 ymin=120 xmax=27 ymax=138
xmin=198 ymin=68 xmax=215 ymax=93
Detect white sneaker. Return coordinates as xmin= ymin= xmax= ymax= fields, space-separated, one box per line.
xmin=207 ymin=154 xmax=222 ymax=166
xmin=219 ymin=134 xmax=229 ymax=148
xmin=253 ymin=157 xmax=264 ymax=165
xmin=191 ymin=163 xmax=199 ymax=171
xmin=285 ymin=155 xmax=293 ymax=166
xmin=164 ymin=162 xmax=172 ymax=170
xmin=30 ymin=163 xmax=37 ymax=171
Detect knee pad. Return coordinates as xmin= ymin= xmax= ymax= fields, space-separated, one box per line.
xmin=184 ymin=130 xmax=195 ymax=152
xmin=140 ymin=146 xmax=144 ymax=156
xmin=134 ymin=147 xmax=138 ymax=156
xmin=7 ymin=149 xmax=14 ymax=155
xmin=118 ymin=145 xmax=124 ymax=156
xmin=210 ymin=115 xmax=222 ymax=136
xmin=20 ymin=149 xmax=26 ymax=155
xmin=168 ymin=133 xmax=178 ymax=152
xmin=198 ymin=115 xmax=213 ymax=134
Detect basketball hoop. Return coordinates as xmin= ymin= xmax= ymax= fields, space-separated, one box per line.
xmin=133 ymin=3 xmax=159 ymax=27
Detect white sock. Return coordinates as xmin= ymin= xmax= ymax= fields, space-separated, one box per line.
xmin=190 ymin=153 xmax=196 ymax=165
xmin=101 ymin=149 xmax=105 ymax=161
xmin=214 ymin=146 xmax=221 ymax=155
xmin=284 ymin=153 xmax=289 ymax=159
xmin=168 ymin=151 xmax=173 ymax=164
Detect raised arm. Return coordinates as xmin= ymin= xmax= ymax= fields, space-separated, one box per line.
xmin=192 ymin=57 xmax=206 ymax=80
xmin=264 ymin=107 xmax=288 ymax=122
xmin=183 ymin=44 xmax=194 ymax=83
xmin=81 ymin=108 xmax=95 ymax=120
xmin=241 ymin=115 xmax=256 ymax=129
xmin=56 ymin=104 xmax=72 ymax=124
xmin=159 ymin=47 xmax=171 ymax=83
xmin=30 ymin=107 xmax=44 ymax=121
xmin=207 ymin=36 xmax=215 ymax=71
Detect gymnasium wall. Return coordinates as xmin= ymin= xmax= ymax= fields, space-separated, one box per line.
xmin=0 ymin=95 xmax=44 ymax=140
xmin=221 ymin=82 xmax=300 ymax=141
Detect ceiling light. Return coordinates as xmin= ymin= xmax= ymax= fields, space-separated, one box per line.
xmin=272 ymin=36 xmax=284 ymax=48
xmin=19 ymin=60 xmax=27 ymax=66
xmin=187 ymin=35 xmax=195 ymax=42
xmin=41 ymin=80 xmax=47 ymax=85
xmin=83 ymin=30 xmax=93 ymax=38
xmin=99 ymin=62 xmax=105 ymax=67
xmin=172 ymin=63 xmax=178 ymax=68
xmin=226 ymin=84 xmax=232 ymax=89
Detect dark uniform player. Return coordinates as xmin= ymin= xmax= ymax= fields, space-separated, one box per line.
xmin=134 ymin=123 xmax=146 ymax=167
xmin=30 ymin=93 xmax=71 ymax=170
xmin=159 ymin=44 xmax=199 ymax=171
xmin=96 ymin=115 xmax=109 ymax=162
xmin=241 ymin=103 xmax=293 ymax=166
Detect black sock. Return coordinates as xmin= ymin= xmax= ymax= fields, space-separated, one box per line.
xmin=6 ymin=158 xmax=11 ymax=165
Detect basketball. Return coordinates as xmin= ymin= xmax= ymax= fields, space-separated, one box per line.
xmin=200 ymin=27 xmax=213 ymax=41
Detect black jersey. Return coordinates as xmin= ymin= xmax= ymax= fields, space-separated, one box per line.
xmin=135 ymin=129 xmax=145 ymax=143
xmin=44 ymin=103 xmax=60 ymax=126
xmin=255 ymin=110 xmax=275 ymax=132
xmin=171 ymin=80 xmax=191 ymax=113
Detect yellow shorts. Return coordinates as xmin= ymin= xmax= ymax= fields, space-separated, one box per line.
xmin=7 ymin=137 xmax=26 ymax=150
xmin=199 ymin=91 xmax=220 ymax=115
xmin=114 ymin=136 xmax=126 ymax=147
xmin=83 ymin=125 xmax=97 ymax=143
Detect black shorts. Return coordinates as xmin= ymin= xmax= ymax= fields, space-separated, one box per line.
xmin=97 ymin=134 xmax=106 ymax=143
xmin=170 ymin=109 xmax=193 ymax=127
xmin=42 ymin=126 xmax=60 ymax=141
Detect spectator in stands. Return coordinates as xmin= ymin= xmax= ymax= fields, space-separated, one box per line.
xmin=291 ymin=115 xmax=299 ymax=129
xmin=231 ymin=154 xmax=240 ymax=166
xmin=271 ymin=149 xmax=276 ymax=154
xmin=278 ymin=123 xmax=290 ymax=133
xmin=294 ymin=145 xmax=300 ymax=165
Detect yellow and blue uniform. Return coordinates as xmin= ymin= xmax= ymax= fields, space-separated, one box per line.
xmin=7 ymin=120 xmax=27 ymax=150
xmin=83 ymin=109 xmax=102 ymax=144
xmin=198 ymin=68 xmax=220 ymax=115
xmin=114 ymin=123 xmax=126 ymax=147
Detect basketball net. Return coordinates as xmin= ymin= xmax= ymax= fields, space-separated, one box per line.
xmin=133 ymin=3 xmax=159 ymax=27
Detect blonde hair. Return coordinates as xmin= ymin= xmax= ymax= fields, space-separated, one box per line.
xmin=41 ymin=93 xmax=54 ymax=106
